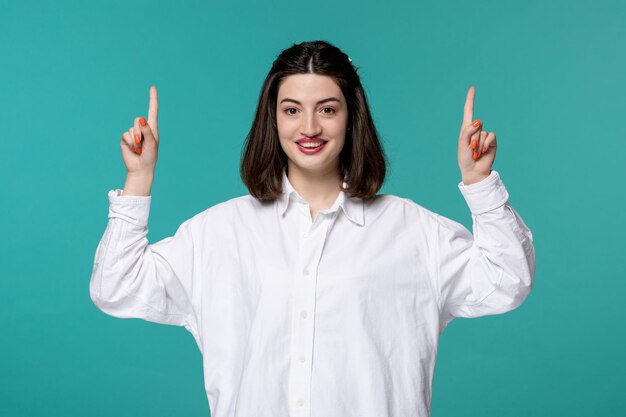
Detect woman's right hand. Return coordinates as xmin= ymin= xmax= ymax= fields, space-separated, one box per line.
xmin=121 ymin=86 xmax=159 ymax=196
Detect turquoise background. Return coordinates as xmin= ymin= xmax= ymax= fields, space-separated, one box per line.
xmin=1 ymin=0 xmax=624 ymax=415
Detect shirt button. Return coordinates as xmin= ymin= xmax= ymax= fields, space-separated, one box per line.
xmin=303 ymin=268 xmax=310 ymax=276
xmin=300 ymin=310 xmax=308 ymax=319
xmin=297 ymin=399 xmax=305 ymax=407
xmin=302 ymin=232 xmax=309 ymax=238
xmin=298 ymin=356 xmax=306 ymax=363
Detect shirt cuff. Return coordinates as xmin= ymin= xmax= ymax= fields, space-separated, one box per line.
xmin=107 ymin=189 xmax=152 ymax=227
xmin=457 ymin=170 xmax=509 ymax=215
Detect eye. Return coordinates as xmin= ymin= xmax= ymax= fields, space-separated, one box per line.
xmin=284 ymin=107 xmax=298 ymax=115
xmin=321 ymin=107 xmax=336 ymax=115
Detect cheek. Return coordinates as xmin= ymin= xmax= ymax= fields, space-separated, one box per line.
xmin=276 ymin=121 xmax=295 ymax=155
xmin=276 ymin=116 xmax=295 ymax=140
xmin=329 ymin=117 xmax=349 ymax=138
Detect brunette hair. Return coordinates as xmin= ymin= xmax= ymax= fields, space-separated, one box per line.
xmin=240 ymin=40 xmax=387 ymax=200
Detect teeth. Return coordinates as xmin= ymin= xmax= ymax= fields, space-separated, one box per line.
xmin=299 ymin=142 xmax=323 ymax=148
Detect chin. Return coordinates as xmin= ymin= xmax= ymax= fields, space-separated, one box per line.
xmin=289 ymin=158 xmax=341 ymax=175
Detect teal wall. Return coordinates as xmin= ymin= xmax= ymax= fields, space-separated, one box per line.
xmin=1 ymin=0 xmax=624 ymax=415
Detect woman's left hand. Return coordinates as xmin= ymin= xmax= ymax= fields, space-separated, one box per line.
xmin=457 ymin=86 xmax=497 ymax=185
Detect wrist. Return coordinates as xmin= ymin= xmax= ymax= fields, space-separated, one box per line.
xmin=123 ymin=171 xmax=154 ymax=196
xmin=461 ymin=171 xmax=491 ymax=186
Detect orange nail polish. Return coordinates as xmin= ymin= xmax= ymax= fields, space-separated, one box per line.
xmin=135 ymin=147 xmax=142 ymax=155
xmin=482 ymin=146 xmax=487 ymax=154
xmin=471 ymin=140 xmax=477 ymax=149
xmin=134 ymin=134 xmax=141 ymax=144
xmin=472 ymin=150 xmax=479 ymax=160
xmin=139 ymin=117 xmax=147 ymax=127
xmin=472 ymin=119 xmax=482 ymax=128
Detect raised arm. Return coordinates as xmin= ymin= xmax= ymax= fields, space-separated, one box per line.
xmin=432 ymin=87 xmax=535 ymax=331
xmin=89 ymin=86 xmax=200 ymax=336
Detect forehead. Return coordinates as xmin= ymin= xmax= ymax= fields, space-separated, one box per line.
xmin=277 ymin=73 xmax=345 ymax=102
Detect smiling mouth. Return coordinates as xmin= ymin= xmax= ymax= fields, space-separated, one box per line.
xmin=297 ymin=141 xmax=326 ymax=148
xmin=294 ymin=139 xmax=328 ymax=154
xmin=295 ymin=139 xmax=328 ymax=149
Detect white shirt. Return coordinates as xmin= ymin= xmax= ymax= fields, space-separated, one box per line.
xmin=89 ymin=169 xmax=535 ymax=417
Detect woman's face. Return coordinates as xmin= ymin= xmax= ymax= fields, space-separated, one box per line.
xmin=276 ymin=73 xmax=348 ymax=177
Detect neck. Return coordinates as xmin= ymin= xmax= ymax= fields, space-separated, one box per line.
xmin=287 ymin=164 xmax=343 ymax=208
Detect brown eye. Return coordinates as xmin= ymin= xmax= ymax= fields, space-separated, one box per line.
xmin=285 ymin=108 xmax=297 ymax=115
xmin=321 ymin=107 xmax=336 ymax=114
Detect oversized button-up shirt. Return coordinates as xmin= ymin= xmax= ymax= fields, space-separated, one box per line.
xmin=89 ymin=169 xmax=535 ymax=417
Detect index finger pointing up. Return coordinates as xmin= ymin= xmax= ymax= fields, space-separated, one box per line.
xmin=148 ymin=85 xmax=158 ymax=130
xmin=463 ymin=85 xmax=475 ymax=126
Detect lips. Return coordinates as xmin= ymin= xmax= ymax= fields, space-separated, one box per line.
xmin=295 ymin=138 xmax=328 ymax=154
xmin=295 ymin=138 xmax=328 ymax=146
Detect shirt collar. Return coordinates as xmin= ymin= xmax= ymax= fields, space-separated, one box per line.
xmin=278 ymin=169 xmax=364 ymax=226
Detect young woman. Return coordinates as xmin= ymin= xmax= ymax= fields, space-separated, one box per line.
xmin=90 ymin=40 xmax=535 ymax=417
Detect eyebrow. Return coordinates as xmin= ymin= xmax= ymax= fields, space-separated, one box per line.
xmin=279 ymin=97 xmax=342 ymax=105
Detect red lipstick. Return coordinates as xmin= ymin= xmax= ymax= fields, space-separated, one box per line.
xmin=295 ymin=138 xmax=327 ymax=155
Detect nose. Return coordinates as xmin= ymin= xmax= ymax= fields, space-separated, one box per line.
xmin=300 ymin=112 xmax=322 ymax=138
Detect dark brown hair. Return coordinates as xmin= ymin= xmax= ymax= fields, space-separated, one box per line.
xmin=240 ymin=40 xmax=387 ymax=200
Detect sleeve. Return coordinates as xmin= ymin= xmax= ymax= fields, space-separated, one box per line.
xmin=89 ymin=189 xmax=200 ymax=336
xmin=434 ymin=170 xmax=536 ymax=331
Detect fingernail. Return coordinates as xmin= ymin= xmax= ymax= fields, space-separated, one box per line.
xmin=135 ymin=147 xmax=142 ymax=155
xmin=471 ymin=140 xmax=477 ymax=149
xmin=472 ymin=150 xmax=479 ymax=160
xmin=139 ymin=117 xmax=147 ymax=127
xmin=134 ymin=134 xmax=141 ymax=144
xmin=482 ymin=146 xmax=487 ymax=154
xmin=472 ymin=119 xmax=482 ymax=128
